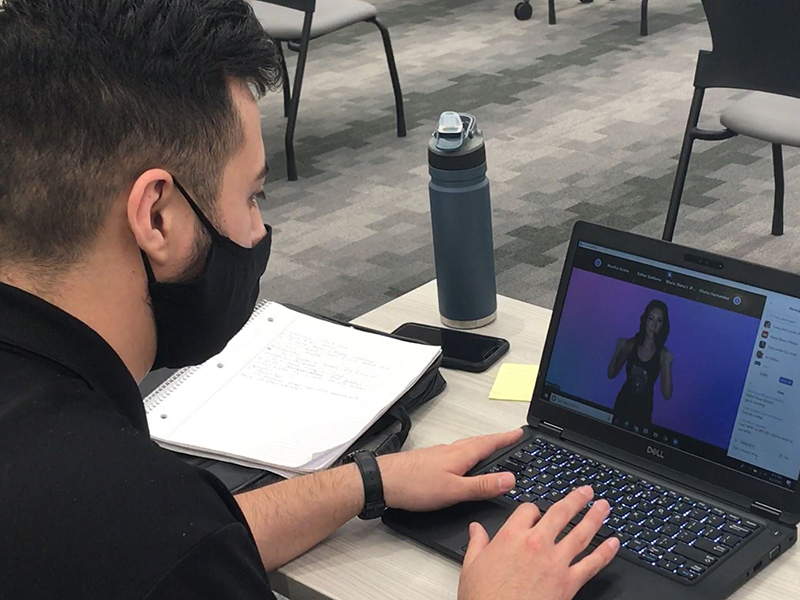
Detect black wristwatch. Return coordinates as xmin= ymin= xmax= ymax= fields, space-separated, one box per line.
xmin=345 ymin=449 xmax=386 ymax=520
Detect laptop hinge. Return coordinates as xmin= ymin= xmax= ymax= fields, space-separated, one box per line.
xmin=751 ymin=501 xmax=781 ymax=521
xmin=541 ymin=421 xmax=564 ymax=437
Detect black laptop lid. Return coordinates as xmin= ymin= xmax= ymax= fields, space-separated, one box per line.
xmin=529 ymin=222 xmax=800 ymax=522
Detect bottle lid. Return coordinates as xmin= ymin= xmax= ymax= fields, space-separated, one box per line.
xmin=428 ymin=111 xmax=486 ymax=171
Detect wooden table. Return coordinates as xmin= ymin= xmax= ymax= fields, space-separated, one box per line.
xmin=269 ymin=281 xmax=799 ymax=600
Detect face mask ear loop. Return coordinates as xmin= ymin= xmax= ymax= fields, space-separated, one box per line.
xmin=172 ymin=177 xmax=223 ymax=241
xmin=140 ymin=250 xmax=157 ymax=285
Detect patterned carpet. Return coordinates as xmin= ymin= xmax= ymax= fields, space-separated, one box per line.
xmin=257 ymin=0 xmax=800 ymax=321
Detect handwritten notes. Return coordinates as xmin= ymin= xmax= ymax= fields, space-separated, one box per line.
xmin=146 ymin=302 xmax=441 ymax=474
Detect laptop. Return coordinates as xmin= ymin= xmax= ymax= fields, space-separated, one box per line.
xmin=383 ymin=221 xmax=798 ymax=599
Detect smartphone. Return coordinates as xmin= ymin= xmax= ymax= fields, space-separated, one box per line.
xmin=391 ymin=322 xmax=510 ymax=372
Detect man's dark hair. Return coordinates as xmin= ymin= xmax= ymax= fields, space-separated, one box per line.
xmin=0 ymin=0 xmax=281 ymax=269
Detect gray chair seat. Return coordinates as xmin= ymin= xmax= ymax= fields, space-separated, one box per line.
xmin=250 ymin=0 xmax=405 ymax=180
xmin=249 ymin=0 xmax=377 ymax=41
xmin=720 ymin=91 xmax=800 ymax=147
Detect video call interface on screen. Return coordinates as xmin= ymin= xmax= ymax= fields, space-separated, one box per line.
xmin=542 ymin=241 xmax=800 ymax=491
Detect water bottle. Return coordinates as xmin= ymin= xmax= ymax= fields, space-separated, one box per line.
xmin=428 ymin=111 xmax=497 ymax=329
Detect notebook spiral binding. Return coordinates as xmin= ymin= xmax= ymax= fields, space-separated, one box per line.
xmin=143 ymin=300 xmax=272 ymax=414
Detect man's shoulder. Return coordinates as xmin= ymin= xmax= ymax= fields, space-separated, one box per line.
xmin=0 ymin=387 xmax=265 ymax=599
xmin=1 ymin=386 xmax=239 ymax=526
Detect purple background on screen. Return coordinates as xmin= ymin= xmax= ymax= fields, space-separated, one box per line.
xmin=546 ymin=268 xmax=761 ymax=449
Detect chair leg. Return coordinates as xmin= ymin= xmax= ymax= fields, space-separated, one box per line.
xmin=549 ymin=0 xmax=556 ymax=25
xmin=640 ymin=0 xmax=649 ymax=36
xmin=277 ymin=42 xmax=291 ymax=118
xmin=369 ymin=18 xmax=406 ymax=138
xmin=285 ymin=12 xmax=314 ymax=181
xmin=663 ymin=88 xmax=705 ymax=242
xmin=772 ymin=143 xmax=785 ymax=236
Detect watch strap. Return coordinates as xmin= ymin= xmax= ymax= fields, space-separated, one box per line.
xmin=349 ymin=450 xmax=386 ymax=520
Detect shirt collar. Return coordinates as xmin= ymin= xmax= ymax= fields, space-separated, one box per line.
xmin=0 ymin=281 xmax=147 ymax=432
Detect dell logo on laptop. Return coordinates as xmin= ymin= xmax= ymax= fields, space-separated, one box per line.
xmin=647 ymin=446 xmax=665 ymax=459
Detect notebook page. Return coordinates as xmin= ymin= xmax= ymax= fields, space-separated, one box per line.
xmin=147 ymin=302 xmax=296 ymax=439
xmin=150 ymin=305 xmax=441 ymax=470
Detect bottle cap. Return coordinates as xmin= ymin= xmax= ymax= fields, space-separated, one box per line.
xmin=429 ymin=111 xmax=485 ymax=171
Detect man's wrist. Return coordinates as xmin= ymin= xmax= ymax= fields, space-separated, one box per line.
xmin=340 ymin=462 xmax=367 ymax=518
xmin=375 ymin=453 xmax=401 ymax=509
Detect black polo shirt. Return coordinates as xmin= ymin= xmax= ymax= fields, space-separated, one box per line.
xmin=0 ymin=281 xmax=276 ymax=599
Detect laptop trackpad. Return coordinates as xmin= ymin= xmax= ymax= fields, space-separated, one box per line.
xmin=383 ymin=500 xmax=511 ymax=557
xmin=469 ymin=501 xmax=510 ymax=539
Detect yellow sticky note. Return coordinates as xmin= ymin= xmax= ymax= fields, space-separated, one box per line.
xmin=489 ymin=363 xmax=539 ymax=402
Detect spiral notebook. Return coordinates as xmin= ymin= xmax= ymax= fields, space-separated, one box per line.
xmin=144 ymin=301 xmax=441 ymax=477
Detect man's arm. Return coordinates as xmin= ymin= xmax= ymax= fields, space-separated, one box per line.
xmin=236 ymin=429 xmax=523 ymax=571
xmin=235 ymin=462 xmax=364 ymax=572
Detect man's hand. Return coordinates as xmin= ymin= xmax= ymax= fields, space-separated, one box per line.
xmin=239 ymin=428 xmax=527 ymax=571
xmin=458 ymin=487 xmax=620 ymax=600
xmin=377 ymin=429 xmax=523 ymax=512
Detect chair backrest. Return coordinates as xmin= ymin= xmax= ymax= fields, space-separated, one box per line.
xmin=695 ymin=0 xmax=800 ymax=100
xmin=251 ymin=0 xmax=315 ymax=13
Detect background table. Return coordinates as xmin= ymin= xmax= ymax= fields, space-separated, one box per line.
xmin=269 ymin=281 xmax=799 ymax=600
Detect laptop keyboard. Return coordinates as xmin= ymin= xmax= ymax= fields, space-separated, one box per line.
xmin=486 ymin=437 xmax=762 ymax=584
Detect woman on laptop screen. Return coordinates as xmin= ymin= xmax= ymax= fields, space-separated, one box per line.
xmin=607 ymin=299 xmax=674 ymax=429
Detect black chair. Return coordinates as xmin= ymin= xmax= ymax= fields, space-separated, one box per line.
xmin=515 ymin=0 xmax=651 ymax=37
xmin=249 ymin=0 xmax=406 ymax=181
xmin=663 ymin=0 xmax=800 ymax=241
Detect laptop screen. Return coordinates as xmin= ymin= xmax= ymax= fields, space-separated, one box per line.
xmin=540 ymin=241 xmax=800 ymax=492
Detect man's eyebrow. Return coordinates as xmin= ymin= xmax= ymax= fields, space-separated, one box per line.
xmin=254 ymin=161 xmax=270 ymax=183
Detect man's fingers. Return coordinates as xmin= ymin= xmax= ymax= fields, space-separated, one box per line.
xmin=462 ymin=522 xmax=490 ymax=569
xmin=459 ymin=429 xmax=525 ymax=467
xmin=536 ymin=486 xmax=594 ymax=541
xmin=457 ymin=471 xmax=516 ymax=502
xmin=464 ymin=505 xmax=542 ymax=572
xmin=498 ymin=502 xmax=542 ymax=536
xmin=569 ymin=536 xmax=620 ymax=593
xmin=559 ymin=499 xmax=611 ymax=557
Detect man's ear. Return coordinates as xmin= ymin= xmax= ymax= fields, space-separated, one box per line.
xmin=127 ymin=170 xmax=193 ymax=272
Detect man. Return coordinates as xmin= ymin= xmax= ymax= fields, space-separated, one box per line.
xmin=0 ymin=1 xmax=619 ymax=598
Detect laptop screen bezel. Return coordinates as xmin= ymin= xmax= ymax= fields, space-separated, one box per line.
xmin=528 ymin=221 xmax=800 ymax=519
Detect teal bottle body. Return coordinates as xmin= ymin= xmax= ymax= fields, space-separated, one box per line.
xmin=428 ymin=115 xmax=497 ymax=329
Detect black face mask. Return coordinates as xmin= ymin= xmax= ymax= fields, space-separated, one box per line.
xmin=142 ymin=178 xmax=272 ymax=370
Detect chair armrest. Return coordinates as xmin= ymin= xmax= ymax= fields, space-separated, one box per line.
xmin=250 ymin=0 xmax=316 ymax=13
